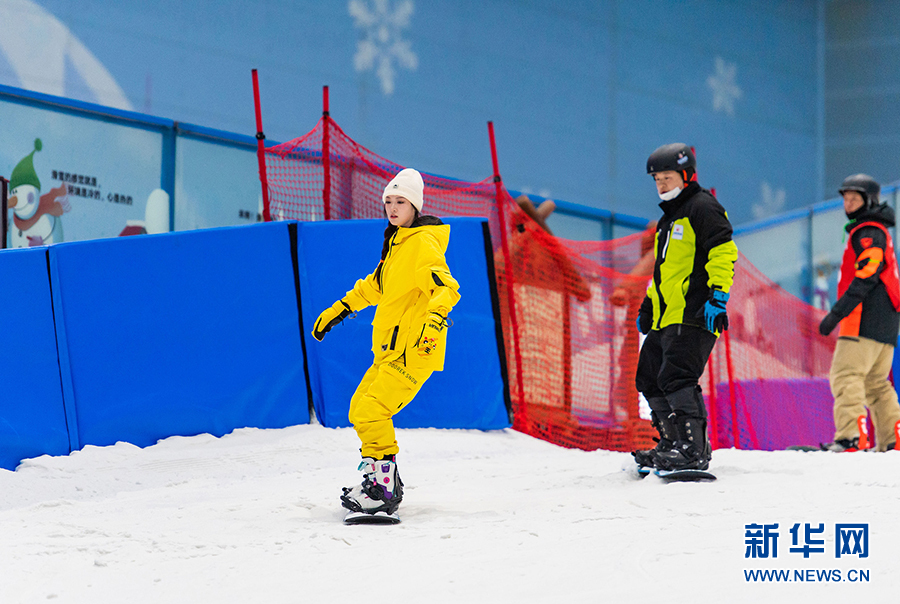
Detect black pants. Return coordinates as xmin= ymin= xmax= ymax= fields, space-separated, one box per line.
xmin=635 ymin=324 xmax=717 ymax=416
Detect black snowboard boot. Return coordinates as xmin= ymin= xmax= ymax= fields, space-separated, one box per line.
xmin=632 ymin=411 xmax=676 ymax=469
xmin=819 ymin=438 xmax=859 ymax=452
xmin=654 ymin=413 xmax=711 ymax=471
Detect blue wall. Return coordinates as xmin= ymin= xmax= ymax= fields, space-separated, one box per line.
xmin=0 ymin=218 xmax=509 ymax=470
xmin=0 ymin=247 xmax=70 ymax=469
xmin=296 ymin=218 xmax=509 ymax=431
xmin=0 ymin=222 xmax=310 ymax=469
xmin=825 ymin=0 xmax=900 ymax=196
xmin=48 ymin=223 xmax=310 ymax=449
xmin=0 ymin=0 xmax=824 ymax=228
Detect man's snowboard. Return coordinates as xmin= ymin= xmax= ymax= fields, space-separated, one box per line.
xmin=654 ymin=468 xmax=717 ymax=482
xmin=343 ymin=510 xmax=401 ymax=525
xmin=630 ymin=465 xmax=716 ymax=482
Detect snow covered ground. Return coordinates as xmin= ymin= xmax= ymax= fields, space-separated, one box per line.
xmin=1 ymin=424 xmax=897 ymax=603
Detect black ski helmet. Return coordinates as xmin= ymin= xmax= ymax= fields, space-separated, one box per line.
xmin=647 ymin=143 xmax=696 ymax=183
xmin=838 ymin=173 xmax=880 ymax=208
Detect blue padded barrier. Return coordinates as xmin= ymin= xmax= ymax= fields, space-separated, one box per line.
xmin=894 ymin=335 xmax=900 ymax=388
xmin=297 ymin=217 xmax=510 ymax=430
xmin=48 ymin=222 xmax=309 ymax=449
xmin=0 ymin=248 xmax=70 ymax=470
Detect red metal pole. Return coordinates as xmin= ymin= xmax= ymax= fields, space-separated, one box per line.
xmin=322 ymin=86 xmax=331 ymax=221
xmin=707 ymin=348 xmax=718 ymax=449
xmin=251 ymin=69 xmax=271 ymax=222
xmin=724 ymin=329 xmax=740 ymax=449
xmin=488 ymin=121 xmax=526 ymax=416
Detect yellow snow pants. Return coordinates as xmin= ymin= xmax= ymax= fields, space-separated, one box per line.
xmin=348 ymin=359 xmax=433 ymax=459
xmin=829 ymin=336 xmax=900 ymax=451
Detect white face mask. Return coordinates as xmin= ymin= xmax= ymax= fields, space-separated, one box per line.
xmin=658 ymin=187 xmax=683 ymax=201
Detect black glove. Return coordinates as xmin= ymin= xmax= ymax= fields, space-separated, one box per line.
xmin=312 ymin=300 xmax=352 ymax=341
xmin=819 ymin=312 xmax=840 ymax=336
xmin=637 ymin=296 xmax=653 ymax=335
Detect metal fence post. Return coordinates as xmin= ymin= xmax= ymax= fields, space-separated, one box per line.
xmin=892 ymin=188 xmax=899 ymax=262
xmin=807 ymin=207 xmax=815 ymax=304
xmin=603 ymin=215 xmax=613 ymax=241
xmin=1 ymin=176 xmax=8 ymax=249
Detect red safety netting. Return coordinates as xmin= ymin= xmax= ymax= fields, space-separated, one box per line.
xmin=704 ymin=257 xmax=836 ymax=450
xmin=261 ymin=115 xmax=837 ymax=452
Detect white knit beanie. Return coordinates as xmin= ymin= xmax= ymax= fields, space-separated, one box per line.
xmin=383 ymin=168 xmax=424 ymax=212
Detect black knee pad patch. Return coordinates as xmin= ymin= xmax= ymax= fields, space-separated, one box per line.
xmin=665 ymin=386 xmax=707 ymax=418
xmin=646 ymin=396 xmax=671 ymax=414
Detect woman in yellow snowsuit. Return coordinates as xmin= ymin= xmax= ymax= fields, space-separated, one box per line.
xmin=311 ymin=168 xmax=460 ymax=516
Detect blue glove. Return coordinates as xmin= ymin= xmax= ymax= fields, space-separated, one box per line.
xmin=699 ymin=288 xmax=729 ymax=333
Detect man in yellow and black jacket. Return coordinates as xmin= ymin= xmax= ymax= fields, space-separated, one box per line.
xmin=632 ymin=143 xmax=738 ymax=472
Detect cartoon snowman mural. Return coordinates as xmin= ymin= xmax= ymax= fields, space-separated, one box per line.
xmin=7 ymin=139 xmax=70 ymax=247
xmin=118 ymin=188 xmax=170 ymax=236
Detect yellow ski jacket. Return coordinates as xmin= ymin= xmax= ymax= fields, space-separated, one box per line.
xmin=343 ymin=217 xmax=461 ymax=371
xmin=647 ymin=182 xmax=738 ymax=335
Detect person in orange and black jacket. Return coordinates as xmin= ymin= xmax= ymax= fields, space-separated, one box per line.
xmin=819 ymin=174 xmax=900 ymax=452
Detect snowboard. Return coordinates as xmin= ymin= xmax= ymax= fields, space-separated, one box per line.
xmin=343 ymin=510 xmax=401 ymax=525
xmin=654 ymin=468 xmax=717 ymax=482
xmin=785 ymin=445 xmax=822 ymax=452
xmin=628 ymin=463 xmax=716 ymax=482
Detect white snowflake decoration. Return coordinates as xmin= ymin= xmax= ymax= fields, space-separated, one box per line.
xmin=706 ymin=57 xmax=742 ymax=116
xmin=752 ymin=181 xmax=786 ymax=219
xmin=349 ymin=0 xmax=418 ymax=95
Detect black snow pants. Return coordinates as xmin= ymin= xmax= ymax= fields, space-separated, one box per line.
xmin=635 ymin=323 xmax=717 ymax=417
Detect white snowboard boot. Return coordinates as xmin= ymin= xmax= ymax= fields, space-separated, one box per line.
xmin=340 ymin=456 xmax=403 ymax=515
